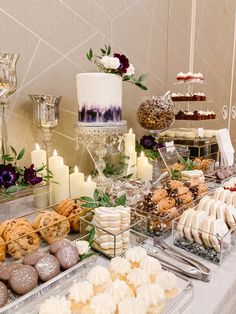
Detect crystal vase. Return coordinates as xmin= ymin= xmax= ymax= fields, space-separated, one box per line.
xmin=0 ymin=50 xmax=19 ymax=155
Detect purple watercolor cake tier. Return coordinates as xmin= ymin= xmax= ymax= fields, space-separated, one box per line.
xmin=78 ymin=105 xmax=122 ymax=123
xmin=76 ymin=73 xmax=122 ymax=123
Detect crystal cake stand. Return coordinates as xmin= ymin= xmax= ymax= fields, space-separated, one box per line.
xmin=74 ymin=121 xmax=127 ymax=187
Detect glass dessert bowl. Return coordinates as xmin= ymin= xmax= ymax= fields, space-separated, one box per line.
xmin=137 ymin=94 xmax=175 ymax=132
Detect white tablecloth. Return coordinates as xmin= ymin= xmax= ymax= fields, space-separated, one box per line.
xmin=184 ymin=250 xmax=236 ymax=314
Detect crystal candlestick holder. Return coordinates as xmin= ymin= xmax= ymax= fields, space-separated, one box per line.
xmin=0 ymin=50 xmax=19 ymax=155
xmin=30 ymin=94 xmax=62 ymax=156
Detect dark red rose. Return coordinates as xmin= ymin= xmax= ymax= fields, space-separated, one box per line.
xmin=24 ymin=164 xmax=42 ymax=185
xmin=114 ymin=53 xmax=129 ymax=74
xmin=0 ymin=164 xmax=19 ymax=188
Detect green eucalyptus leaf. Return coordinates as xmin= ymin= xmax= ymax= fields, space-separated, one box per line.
xmin=88 ymin=226 xmax=96 ymax=246
xmin=179 ymin=156 xmax=186 ymax=165
xmin=93 ymin=189 xmax=101 ymax=201
xmin=80 ymin=252 xmax=97 ymax=261
xmin=6 ymin=185 xmax=26 ymax=193
xmin=80 ymin=196 xmax=95 ymax=202
xmin=81 ymin=202 xmax=98 ymax=209
xmin=87 ymin=48 xmax=93 ymax=61
xmin=138 ymin=74 xmax=148 ymax=82
xmin=17 ymin=148 xmax=25 ymax=160
xmin=47 ymin=169 xmax=54 ymax=176
xmin=116 ymin=194 xmax=126 ymax=206
xmin=36 ymin=166 xmax=45 ymax=172
xmin=100 ymin=48 xmax=106 ymax=55
xmin=102 ymin=193 xmax=114 ymax=206
xmin=107 ymin=45 xmax=111 ymax=55
xmin=134 ymin=82 xmax=148 ymax=90
xmin=123 ymin=173 xmax=133 ymax=179
xmin=9 ymin=146 xmax=17 ymax=156
xmin=122 ymin=75 xmax=130 ymax=81
xmin=2 ymin=155 xmax=14 ymax=161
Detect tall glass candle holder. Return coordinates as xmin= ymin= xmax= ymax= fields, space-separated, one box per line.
xmin=30 ymin=94 xmax=62 ymax=156
xmin=0 ymin=50 xmax=19 ymax=155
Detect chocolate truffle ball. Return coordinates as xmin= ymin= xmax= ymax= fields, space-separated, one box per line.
xmin=0 ymin=282 xmax=8 ymax=308
xmin=0 ymin=263 xmax=22 ymax=282
xmin=35 ymin=255 xmax=60 ymax=282
xmin=9 ymin=265 xmax=38 ymax=295
xmin=49 ymin=239 xmax=72 ymax=255
xmin=22 ymin=252 xmax=46 ymax=266
xmin=56 ymin=245 xmax=79 ymax=269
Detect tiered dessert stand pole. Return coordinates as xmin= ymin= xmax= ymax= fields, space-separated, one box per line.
xmin=0 ymin=51 xmax=19 ymax=156
xmin=74 ymin=121 xmax=127 ymax=188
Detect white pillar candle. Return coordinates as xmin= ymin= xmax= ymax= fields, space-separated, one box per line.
xmin=70 ymin=166 xmax=85 ymax=199
xmin=49 ymin=149 xmax=63 ymax=172
xmin=53 ymin=158 xmax=70 ymax=203
xmin=124 ymin=128 xmax=136 ymax=157
xmin=137 ymin=151 xmax=147 ymax=166
xmin=80 ymin=175 xmax=97 ymax=198
xmin=31 ymin=143 xmax=46 ymax=174
xmin=137 ymin=156 xmax=153 ymax=183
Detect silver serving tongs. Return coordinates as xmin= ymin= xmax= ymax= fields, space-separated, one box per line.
xmin=153 ymin=237 xmax=211 ymax=282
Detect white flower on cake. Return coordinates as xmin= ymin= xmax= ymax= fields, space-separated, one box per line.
xmin=126 ymin=64 xmax=135 ymax=76
xmin=100 ymin=56 xmax=120 ymax=69
xmin=75 ymin=240 xmax=90 ymax=255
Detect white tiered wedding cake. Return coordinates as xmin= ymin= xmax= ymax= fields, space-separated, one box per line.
xmin=76 ymin=73 xmax=122 ymax=123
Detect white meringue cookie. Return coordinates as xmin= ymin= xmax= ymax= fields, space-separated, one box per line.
xmin=109 ymin=256 xmax=131 ymax=276
xmin=68 ymin=280 xmax=94 ymax=304
xmin=156 ymin=270 xmax=178 ymax=291
xmin=105 ymin=279 xmax=132 ymax=303
xmin=125 ymin=246 xmax=147 ymax=264
xmin=87 ymin=265 xmax=111 ymax=287
xmin=90 ymin=293 xmax=116 ymax=314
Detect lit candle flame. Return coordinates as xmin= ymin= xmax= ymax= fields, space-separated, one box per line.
xmin=140 ymin=151 xmax=144 ymax=157
xmin=74 ymin=166 xmax=79 ymax=173
xmin=87 ymin=175 xmax=91 ymax=182
xmin=129 ymin=128 xmax=133 ymax=134
xmin=53 ymin=149 xmax=57 ymax=157
xmin=35 ymin=143 xmax=40 ymax=150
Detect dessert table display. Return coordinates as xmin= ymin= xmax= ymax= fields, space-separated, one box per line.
xmin=1 ymin=46 xmax=236 ymax=314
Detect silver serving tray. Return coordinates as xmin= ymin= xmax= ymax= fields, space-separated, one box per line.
xmin=0 ymin=256 xmax=97 ymax=314
xmin=7 ymin=252 xmax=193 ymax=314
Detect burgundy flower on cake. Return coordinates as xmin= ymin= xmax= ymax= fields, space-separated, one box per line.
xmin=0 ymin=164 xmax=19 ymax=188
xmin=113 ymin=53 xmax=129 ymax=74
xmin=24 ymin=164 xmax=42 ymax=185
xmin=140 ymin=135 xmax=156 ymax=149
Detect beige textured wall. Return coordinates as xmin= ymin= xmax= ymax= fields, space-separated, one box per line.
xmin=0 ymin=0 xmax=236 ymax=173
xmin=0 ymin=0 xmax=168 ymax=172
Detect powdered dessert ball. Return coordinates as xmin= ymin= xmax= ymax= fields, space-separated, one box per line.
xmin=9 ymin=265 xmax=38 ymax=295
xmin=49 ymin=239 xmax=72 ymax=255
xmin=56 ymin=245 xmax=79 ymax=269
xmin=35 ymin=255 xmax=60 ymax=282
xmin=0 ymin=263 xmax=22 ymax=282
xmin=22 ymin=251 xmax=46 ymax=266
xmin=0 ymin=282 xmax=8 ymax=308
